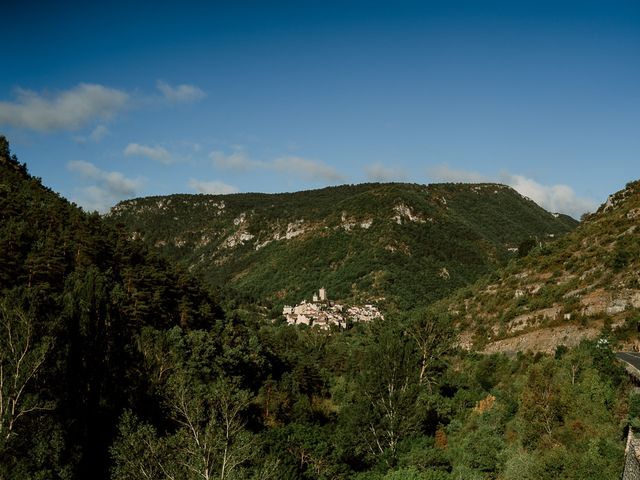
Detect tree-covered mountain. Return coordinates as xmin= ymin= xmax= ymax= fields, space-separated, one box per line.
xmin=440 ymin=179 xmax=640 ymax=354
xmin=107 ymin=183 xmax=577 ymax=312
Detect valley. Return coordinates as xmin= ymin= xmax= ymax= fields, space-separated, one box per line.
xmin=0 ymin=137 xmax=637 ymax=479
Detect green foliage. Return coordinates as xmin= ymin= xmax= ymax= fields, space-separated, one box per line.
xmin=382 ymin=467 xmax=451 ymax=479
xmin=517 ymin=237 xmax=538 ymax=258
xmin=0 ymin=137 xmax=226 ymax=479
xmin=629 ymin=392 xmax=640 ymax=423
xmin=0 ymin=298 xmax=57 ymax=479
xmin=112 ymin=374 xmax=258 ymax=480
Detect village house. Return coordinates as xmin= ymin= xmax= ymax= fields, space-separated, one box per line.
xmin=283 ymin=288 xmax=383 ymax=329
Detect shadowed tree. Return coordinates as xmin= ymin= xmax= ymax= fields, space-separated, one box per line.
xmin=405 ymin=311 xmax=456 ymax=390
xmin=0 ymin=301 xmax=53 ymax=450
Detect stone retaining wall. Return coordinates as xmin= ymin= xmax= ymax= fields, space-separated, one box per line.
xmin=623 ymin=429 xmax=640 ymax=480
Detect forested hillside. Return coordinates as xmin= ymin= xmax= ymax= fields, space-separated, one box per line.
xmin=107 ymin=183 xmax=577 ymax=312
xmin=0 ymin=138 xmax=228 ymax=478
xmin=0 ymin=137 xmax=634 ymax=479
xmin=441 ymin=179 xmax=640 ymax=354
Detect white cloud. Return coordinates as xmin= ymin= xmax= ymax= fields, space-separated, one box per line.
xmin=68 ymin=160 xmax=139 ymax=196
xmin=124 ymin=143 xmax=173 ymax=165
xmin=498 ymin=173 xmax=597 ymax=219
xmin=427 ymin=163 xmax=597 ymax=218
xmin=74 ymin=186 xmax=123 ymax=214
xmin=157 ymin=80 xmax=206 ymax=103
xmin=88 ymin=124 xmax=109 ymax=142
xmin=210 ymin=148 xmax=258 ymax=171
xmin=68 ymin=159 xmax=101 ymax=178
xmin=188 ymin=179 xmax=239 ymax=195
xmin=0 ymin=83 xmax=128 ymax=132
xmin=67 ymin=160 xmax=142 ymax=213
xmin=365 ymin=163 xmax=408 ymax=182
xmin=270 ymin=156 xmax=345 ymax=182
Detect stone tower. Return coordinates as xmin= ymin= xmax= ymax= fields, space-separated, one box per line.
xmin=319 ymin=287 xmax=327 ymax=301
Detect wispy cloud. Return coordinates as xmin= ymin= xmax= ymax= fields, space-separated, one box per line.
xmin=210 ymin=147 xmax=346 ymax=183
xmin=0 ymin=84 xmax=128 ymax=132
xmin=188 ymin=179 xmax=239 ymax=195
xmin=157 ymin=80 xmax=206 ymax=103
xmin=270 ymin=156 xmax=345 ymax=182
xmin=427 ymin=163 xmax=597 ymax=218
xmin=124 ymin=143 xmax=173 ymax=164
xmin=210 ymin=148 xmax=258 ymax=171
xmin=365 ymin=163 xmax=408 ymax=182
xmin=88 ymin=124 xmax=109 ymax=142
xmin=74 ymin=124 xmax=110 ymax=143
xmin=67 ymin=160 xmax=142 ymax=213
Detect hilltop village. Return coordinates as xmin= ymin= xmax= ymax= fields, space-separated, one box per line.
xmin=283 ymin=288 xmax=384 ymax=329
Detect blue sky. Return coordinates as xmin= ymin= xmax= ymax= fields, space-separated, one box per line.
xmin=1 ymin=0 xmax=639 ymax=218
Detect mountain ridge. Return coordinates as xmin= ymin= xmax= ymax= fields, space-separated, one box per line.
xmin=107 ymin=181 xmax=578 ymax=312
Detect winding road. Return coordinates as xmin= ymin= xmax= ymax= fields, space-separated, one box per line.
xmin=617 ymin=352 xmax=640 ymax=372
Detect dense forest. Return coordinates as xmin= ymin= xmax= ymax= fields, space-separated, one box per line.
xmin=0 ymin=137 xmax=634 ymax=479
